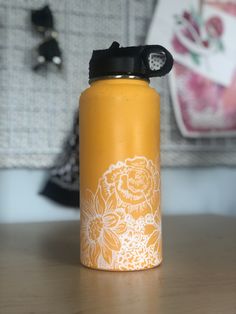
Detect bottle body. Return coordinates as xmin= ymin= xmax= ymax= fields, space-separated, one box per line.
xmin=79 ymin=78 xmax=162 ymax=271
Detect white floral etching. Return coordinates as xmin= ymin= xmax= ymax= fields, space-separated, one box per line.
xmin=80 ymin=156 xmax=162 ymax=271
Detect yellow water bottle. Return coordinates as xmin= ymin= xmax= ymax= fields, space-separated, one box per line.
xmin=79 ymin=42 xmax=173 ymax=271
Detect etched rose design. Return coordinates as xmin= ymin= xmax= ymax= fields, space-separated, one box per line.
xmin=103 ymin=157 xmax=160 ymax=218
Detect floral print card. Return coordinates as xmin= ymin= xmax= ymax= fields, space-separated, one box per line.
xmin=148 ymin=0 xmax=236 ymax=86
xmin=147 ymin=0 xmax=236 ymax=137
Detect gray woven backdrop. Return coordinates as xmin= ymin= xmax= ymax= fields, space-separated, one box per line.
xmin=0 ymin=0 xmax=236 ymax=168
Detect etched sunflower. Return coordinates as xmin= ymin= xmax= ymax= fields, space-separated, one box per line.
xmin=80 ymin=188 xmax=127 ymax=268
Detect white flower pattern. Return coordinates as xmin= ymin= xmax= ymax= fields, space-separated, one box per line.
xmin=80 ymin=156 xmax=162 ymax=271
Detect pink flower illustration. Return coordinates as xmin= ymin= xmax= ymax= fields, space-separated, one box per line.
xmin=172 ymin=11 xmax=200 ymax=55
xmin=206 ymin=16 xmax=224 ymax=38
xmin=172 ymin=35 xmax=189 ymax=54
xmin=187 ymin=73 xmax=222 ymax=112
xmin=172 ymin=8 xmax=224 ymax=63
xmin=182 ymin=10 xmax=200 ymax=37
xmin=206 ymin=2 xmax=236 ymax=17
xmin=222 ymin=72 xmax=236 ymax=124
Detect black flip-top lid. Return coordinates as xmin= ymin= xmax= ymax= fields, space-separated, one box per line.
xmin=89 ymin=41 xmax=173 ymax=80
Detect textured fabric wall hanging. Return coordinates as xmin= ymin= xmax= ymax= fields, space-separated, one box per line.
xmin=0 ymin=0 xmax=236 ymax=168
xmin=0 ymin=0 xmax=155 ymax=167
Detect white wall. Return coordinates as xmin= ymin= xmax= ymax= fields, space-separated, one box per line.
xmin=0 ymin=168 xmax=236 ymax=223
xmin=0 ymin=170 xmax=79 ymax=223
xmin=162 ymin=168 xmax=236 ymax=216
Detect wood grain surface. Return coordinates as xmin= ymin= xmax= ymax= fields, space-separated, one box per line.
xmin=0 ymin=215 xmax=235 ymax=314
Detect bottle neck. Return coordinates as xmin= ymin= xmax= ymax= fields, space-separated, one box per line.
xmin=89 ymin=74 xmax=150 ymax=85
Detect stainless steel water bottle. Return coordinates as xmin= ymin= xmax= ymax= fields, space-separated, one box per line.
xmin=79 ymin=42 xmax=173 ymax=271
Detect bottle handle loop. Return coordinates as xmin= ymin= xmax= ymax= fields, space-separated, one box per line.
xmin=142 ymin=45 xmax=173 ymax=77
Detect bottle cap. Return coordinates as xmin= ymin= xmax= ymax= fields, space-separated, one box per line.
xmin=89 ymin=41 xmax=173 ymax=80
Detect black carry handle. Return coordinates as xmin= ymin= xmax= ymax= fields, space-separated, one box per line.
xmin=89 ymin=42 xmax=173 ymax=80
xmin=142 ymin=45 xmax=174 ymax=77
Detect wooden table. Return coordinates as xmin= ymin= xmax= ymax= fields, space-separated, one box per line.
xmin=0 ymin=215 xmax=235 ymax=314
